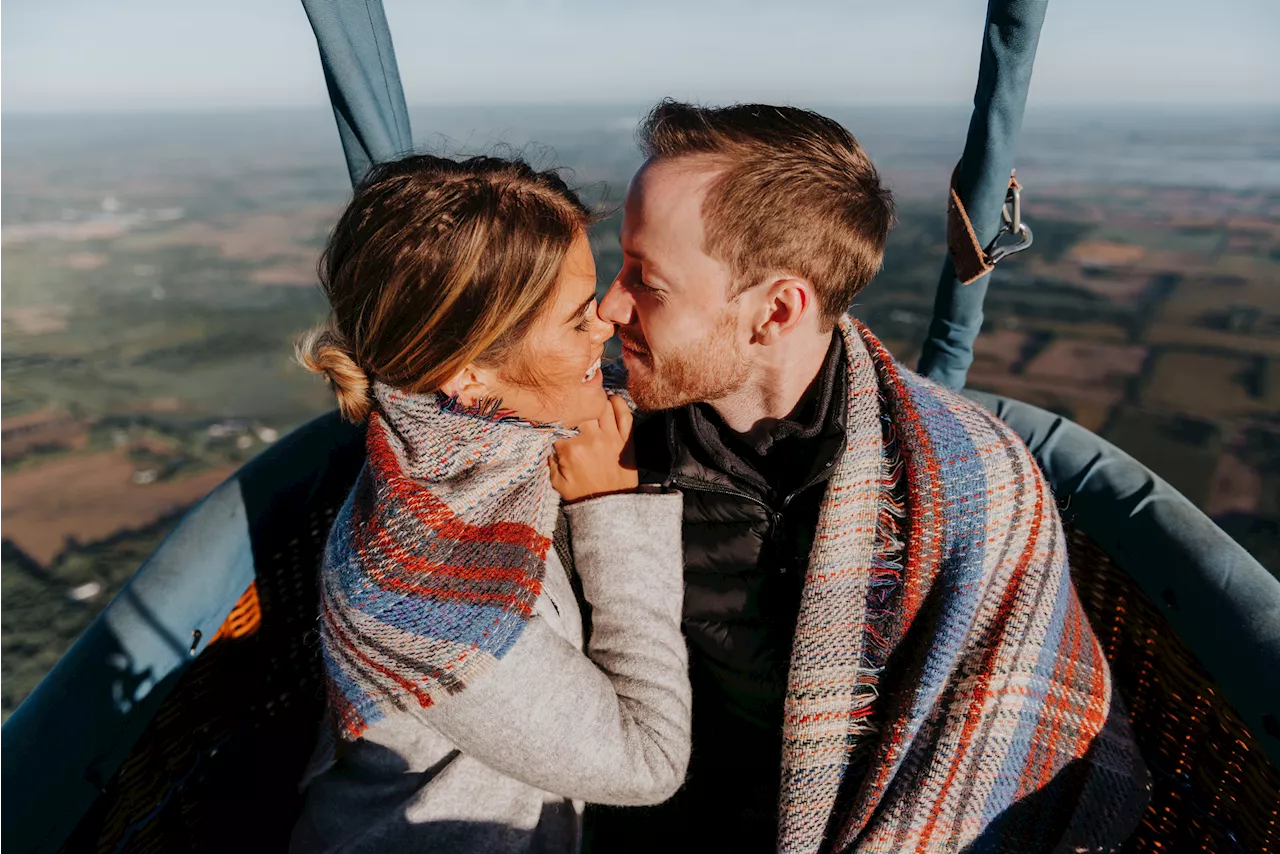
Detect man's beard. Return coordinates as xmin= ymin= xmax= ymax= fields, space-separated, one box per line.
xmin=621 ymin=307 xmax=750 ymax=411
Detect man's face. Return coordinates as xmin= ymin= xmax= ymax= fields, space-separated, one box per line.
xmin=598 ymin=158 xmax=751 ymax=410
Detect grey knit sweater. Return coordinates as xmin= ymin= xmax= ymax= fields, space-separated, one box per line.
xmin=290 ymin=492 xmax=690 ymax=853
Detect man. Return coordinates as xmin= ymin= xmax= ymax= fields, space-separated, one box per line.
xmin=586 ymin=101 xmax=1149 ymax=853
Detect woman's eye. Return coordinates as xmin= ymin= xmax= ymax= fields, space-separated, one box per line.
xmin=574 ymin=300 xmax=597 ymax=332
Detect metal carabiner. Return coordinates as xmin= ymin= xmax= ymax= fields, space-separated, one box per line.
xmin=984 ymin=170 xmax=1034 ymax=266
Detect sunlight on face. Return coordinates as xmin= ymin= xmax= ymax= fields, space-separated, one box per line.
xmin=597 ymin=158 xmax=751 ymax=410
xmin=491 ymin=232 xmax=615 ymax=429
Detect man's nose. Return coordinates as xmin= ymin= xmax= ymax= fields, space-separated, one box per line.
xmin=598 ymin=278 xmax=634 ymax=326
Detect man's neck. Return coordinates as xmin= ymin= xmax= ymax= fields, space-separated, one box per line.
xmin=708 ymin=328 xmax=835 ymax=441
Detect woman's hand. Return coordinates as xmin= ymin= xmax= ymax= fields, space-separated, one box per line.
xmin=550 ymin=394 xmax=639 ymax=503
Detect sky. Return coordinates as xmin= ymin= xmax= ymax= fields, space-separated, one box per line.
xmin=2 ymin=0 xmax=1277 ymax=113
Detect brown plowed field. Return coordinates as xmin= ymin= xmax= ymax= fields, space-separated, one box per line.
xmin=1 ymin=452 xmax=234 ymax=566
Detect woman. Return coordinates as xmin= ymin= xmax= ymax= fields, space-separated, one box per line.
xmin=289 ymin=153 xmax=689 ymax=853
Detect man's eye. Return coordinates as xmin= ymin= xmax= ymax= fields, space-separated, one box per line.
xmin=634 ymin=279 xmax=656 ymax=293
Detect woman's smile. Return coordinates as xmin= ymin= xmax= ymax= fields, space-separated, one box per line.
xmin=582 ymin=355 xmax=603 ymax=383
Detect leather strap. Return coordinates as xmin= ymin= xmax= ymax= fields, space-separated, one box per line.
xmin=946 ymin=164 xmax=1020 ymax=285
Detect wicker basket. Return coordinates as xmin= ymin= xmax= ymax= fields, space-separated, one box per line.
xmin=1068 ymin=527 xmax=1280 ymax=853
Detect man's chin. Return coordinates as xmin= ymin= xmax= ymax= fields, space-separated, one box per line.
xmin=619 ymin=358 xmax=660 ymax=409
xmin=625 ymin=368 xmax=688 ymax=411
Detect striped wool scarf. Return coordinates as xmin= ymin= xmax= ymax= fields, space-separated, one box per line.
xmin=318 ymin=383 xmax=570 ymax=740
xmin=781 ymin=318 xmax=1150 ymax=853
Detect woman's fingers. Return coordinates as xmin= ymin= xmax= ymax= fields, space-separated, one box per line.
xmin=594 ymin=393 xmax=627 ymax=442
xmin=609 ymin=396 xmax=637 ymax=472
xmin=609 ymin=394 xmax=633 ymax=439
xmin=549 ymin=394 xmax=639 ymax=502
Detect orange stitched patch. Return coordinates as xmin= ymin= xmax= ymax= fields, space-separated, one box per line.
xmin=209 ymin=581 xmax=262 ymax=644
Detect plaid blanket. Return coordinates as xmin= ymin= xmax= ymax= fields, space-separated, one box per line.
xmin=318 ymin=383 xmax=568 ymax=740
xmin=780 ymin=318 xmax=1149 ymax=853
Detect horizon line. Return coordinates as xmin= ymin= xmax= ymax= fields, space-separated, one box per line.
xmin=4 ymin=100 xmax=1279 ymax=118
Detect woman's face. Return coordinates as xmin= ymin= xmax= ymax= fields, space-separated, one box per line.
xmin=487 ymin=232 xmax=615 ymax=429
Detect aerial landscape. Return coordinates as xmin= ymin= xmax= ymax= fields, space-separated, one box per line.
xmin=3 ymin=104 xmax=1278 ymax=716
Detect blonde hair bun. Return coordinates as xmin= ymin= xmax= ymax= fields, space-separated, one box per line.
xmin=296 ymin=325 xmax=373 ymax=423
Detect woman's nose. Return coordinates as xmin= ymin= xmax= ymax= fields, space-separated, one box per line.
xmin=591 ymin=314 xmax=615 ymax=343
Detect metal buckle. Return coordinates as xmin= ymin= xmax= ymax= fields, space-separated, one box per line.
xmin=984 ymin=170 xmax=1034 ymax=265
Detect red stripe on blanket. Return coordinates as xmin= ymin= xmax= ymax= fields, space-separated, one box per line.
xmin=354 ymin=524 xmax=543 ymax=613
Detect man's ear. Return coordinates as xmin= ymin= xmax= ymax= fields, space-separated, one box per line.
xmin=751 ymin=276 xmax=814 ymax=345
xmin=439 ymin=363 xmax=498 ymax=406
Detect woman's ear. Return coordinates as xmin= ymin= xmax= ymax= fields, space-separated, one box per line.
xmin=439 ymin=363 xmax=498 ymax=406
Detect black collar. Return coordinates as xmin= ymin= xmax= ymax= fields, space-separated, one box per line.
xmin=636 ymin=332 xmax=848 ymax=501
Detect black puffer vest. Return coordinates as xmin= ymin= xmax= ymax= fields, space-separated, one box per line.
xmin=586 ymin=337 xmax=848 ymax=853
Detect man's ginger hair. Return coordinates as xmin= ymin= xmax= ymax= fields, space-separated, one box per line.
xmin=639 ymin=100 xmax=895 ymax=324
